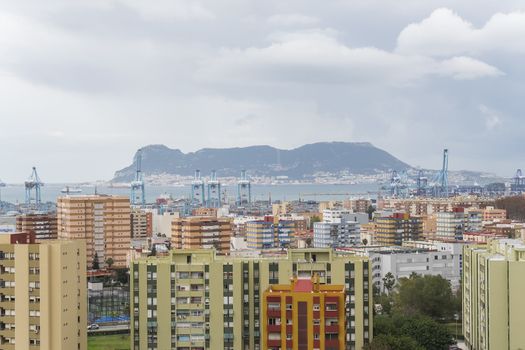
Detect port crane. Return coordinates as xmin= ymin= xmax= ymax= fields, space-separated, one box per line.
xmin=25 ymin=167 xmax=43 ymax=208
xmin=130 ymin=148 xmax=146 ymax=206
xmin=432 ymin=149 xmax=449 ymax=197
xmin=237 ymin=170 xmax=251 ymax=205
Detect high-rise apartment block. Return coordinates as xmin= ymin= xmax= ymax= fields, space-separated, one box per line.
xmin=463 ymin=239 xmax=525 ymax=349
xmin=262 ymin=276 xmax=346 ymax=350
xmin=130 ymin=248 xmax=372 ymax=350
xmin=246 ymin=218 xmax=294 ymax=249
xmin=0 ymin=232 xmax=87 ymax=350
xmin=130 ymin=208 xmax=152 ymax=239
xmin=171 ymin=216 xmax=232 ymax=254
xmin=57 ymin=195 xmax=131 ymax=269
xmin=15 ymin=213 xmax=57 ymax=241
xmin=373 ymin=213 xmax=422 ymax=246
xmin=313 ymin=220 xmax=360 ymax=248
xmin=436 ymin=207 xmax=482 ymax=241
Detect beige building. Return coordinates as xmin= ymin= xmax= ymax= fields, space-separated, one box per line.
xmin=171 ymin=216 xmax=232 ymax=254
xmin=482 ymin=206 xmax=506 ymax=222
xmin=15 ymin=213 xmax=57 ymax=241
xmin=57 ymin=195 xmax=131 ymax=269
xmin=0 ymin=232 xmax=87 ymax=350
xmin=130 ymin=248 xmax=372 ymax=350
xmin=463 ymin=239 xmax=525 ymax=350
xmin=374 ymin=213 xmax=422 ymax=246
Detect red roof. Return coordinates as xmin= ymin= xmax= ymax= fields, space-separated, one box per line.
xmin=293 ymin=279 xmax=313 ymax=292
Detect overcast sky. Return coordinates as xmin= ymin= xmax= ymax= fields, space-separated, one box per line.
xmin=0 ymin=0 xmax=524 ymax=182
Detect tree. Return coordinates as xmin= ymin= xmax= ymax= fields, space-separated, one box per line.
xmin=115 ymin=268 xmax=129 ymax=285
xmin=305 ymin=237 xmax=313 ymax=248
xmin=399 ymin=316 xmax=454 ymax=350
xmin=394 ymin=274 xmax=455 ymax=320
xmin=370 ymin=314 xmax=453 ymax=350
xmin=310 ymin=215 xmax=321 ymax=229
xmin=364 ymin=334 xmax=423 ymax=350
xmin=495 ymin=195 xmax=524 ymax=221
xmin=92 ymin=252 xmax=100 ymax=270
xmin=382 ymin=272 xmax=396 ymax=294
xmin=362 ymin=238 xmax=368 ymax=246
xmin=105 ymin=257 xmax=114 ymax=270
xmin=367 ymin=205 xmax=376 ymax=220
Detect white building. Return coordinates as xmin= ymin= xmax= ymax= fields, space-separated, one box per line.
xmin=436 ymin=208 xmax=483 ymax=241
xmin=313 ymin=219 xmax=360 ymax=248
xmin=369 ymin=242 xmax=463 ymax=292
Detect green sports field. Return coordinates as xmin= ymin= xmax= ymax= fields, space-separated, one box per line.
xmin=88 ymin=334 xmax=130 ymax=350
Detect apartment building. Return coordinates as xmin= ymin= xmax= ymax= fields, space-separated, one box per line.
xmin=246 ymin=219 xmax=295 ymax=250
xmin=313 ymin=220 xmax=360 ymax=248
xmin=369 ymin=244 xmax=462 ymax=292
xmin=374 ymin=213 xmax=422 ymax=246
xmin=262 ymin=276 xmax=345 ymax=350
xmin=482 ymin=206 xmax=506 ymax=221
xmin=0 ymin=232 xmax=87 ymax=350
xmin=171 ymin=216 xmax=232 ymax=254
xmin=463 ymin=239 xmax=525 ymax=349
xmin=131 ymin=208 xmax=152 ymax=239
xmin=57 ymin=195 xmax=131 ymax=269
xmin=15 ymin=213 xmax=57 ymax=241
xmin=436 ymin=208 xmax=482 ymax=241
xmin=130 ymin=248 xmax=372 ymax=350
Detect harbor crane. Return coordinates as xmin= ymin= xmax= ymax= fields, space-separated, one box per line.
xmin=206 ymin=170 xmax=221 ymax=208
xmin=433 ymin=149 xmax=449 ymax=197
xmin=130 ymin=148 xmax=146 ymax=206
xmin=191 ymin=170 xmax=205 ymax=206
xmin=25 ymin=167 xmax=43 ymax=208
xmin=237 ymin=170 xmax=251 ymax=205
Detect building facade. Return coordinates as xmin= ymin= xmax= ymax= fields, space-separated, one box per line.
xmin=0 ymin=232 xmax=87 ymax=350
xmin=246 ymin=219 xmax=294 ymax=250
xmin=374 ymin=213 xmax=422 ymax=246
xmin=131 ymin=208 xmax=153 ymax=239
xmin=57 ymin=195 xmax=131 ymax=269
xmin=262 ymin=276 xmax=345 ymax=350
xmin=15 ymin=213 xmax=57 ymax=241
xmin=369 ymin=243 xmax=462 ymax=292
xmin=171 ymin=216 xmax=232 ymax=254
xmin=313 ymin=220 xmax=360 ymax=248
xmin=130 ymin=249 xmax=372 ymax=350
xmin=463 ymin=239 xmax=525 ymax=350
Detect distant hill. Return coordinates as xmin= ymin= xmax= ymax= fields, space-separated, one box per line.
xmin=112 ymin=142 xmax=411 ymax=182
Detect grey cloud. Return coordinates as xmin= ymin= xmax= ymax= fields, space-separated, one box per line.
xmin=0 ymin=0 xmax=523 ymax=182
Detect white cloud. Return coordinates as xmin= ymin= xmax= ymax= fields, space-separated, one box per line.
xmin=122 ymin=0 xmax=215 ymax=21
xmin=199 ymin=29 xmax=502 ymax=85
xmin=397 ymin=8 xmax=525 ymax=56
xmin=267 ymin=13 xmax=319 ymax=26
xmin=438 ymin=56 xmax=503 ymax=80
xmin=479 ymin=104 xmax=503 ymax=130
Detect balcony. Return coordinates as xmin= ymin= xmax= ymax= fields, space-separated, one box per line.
xmin=267 ymin=339 xmax=281 ymax=347
xmin=267 ymin=325 xmax=281 ymax=333
xmin=267 ymin=309 xmax=281 ymax=318
xmin=325 ymin=325 xmax=339 ymax=333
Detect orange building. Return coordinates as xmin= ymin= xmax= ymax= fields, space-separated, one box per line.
xmin=171 ymin=216 xmax=232 ymax=254
xmin=192 ymin=207 xmax=218 ymax=217
xmin=262 ymin=276 xmax=345 ymax=350
xmin=57 ymin=195 xmax=131 ymax=269
xmin=482 ymin=206 xmax=507 ymax=221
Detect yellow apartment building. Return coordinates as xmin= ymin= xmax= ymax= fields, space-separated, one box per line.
xmin=130 ymin=248 xmax=372 ymax=350
xmin=0 ymin=232 xmax=87 ymax=350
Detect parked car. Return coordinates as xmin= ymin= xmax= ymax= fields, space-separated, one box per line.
xmin=87 ymin=324 xmax=100 ymax=330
